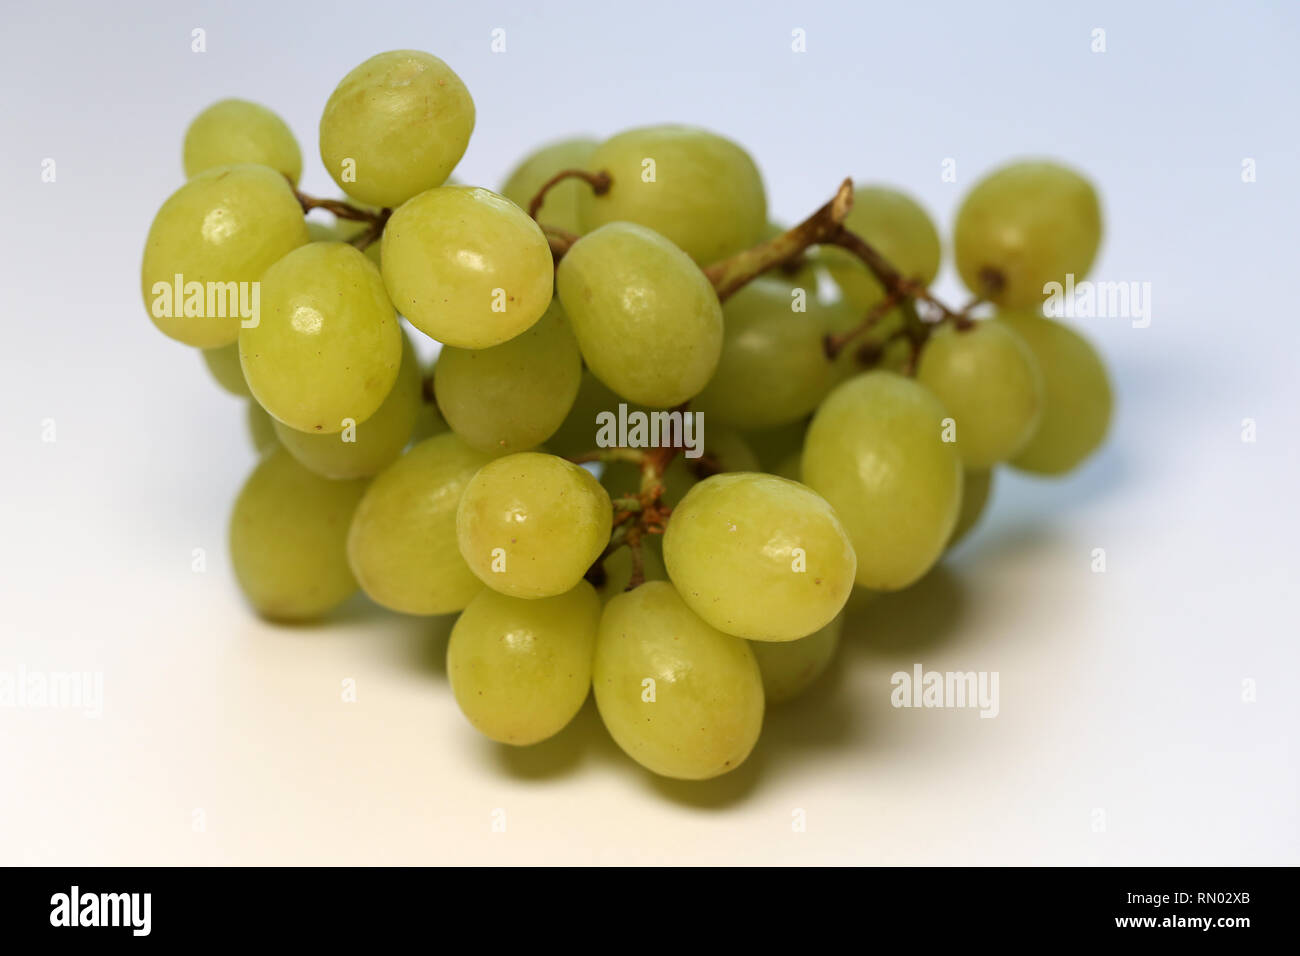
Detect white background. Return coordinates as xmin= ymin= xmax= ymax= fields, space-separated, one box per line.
xmin=0 ymin=0 xmax=1296 ymax=864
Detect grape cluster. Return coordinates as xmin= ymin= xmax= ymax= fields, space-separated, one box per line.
xmin=143 ymin=49 xmax=1113 ymax=782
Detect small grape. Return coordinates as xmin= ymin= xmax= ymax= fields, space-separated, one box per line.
xmin=500 ymin=137 xmax=599 ymax=235
xmin=751 ymin=612 xmax=843 ymax=704
xmin=948 ymin=468 xmax=994 ymax=549
xmin=245 ymin=401 xmax=279 ymax=454
xmin=183 ymin=99 xmax=302 ymax=184
xmin=201 ymin=342 xmax=251 ymax=398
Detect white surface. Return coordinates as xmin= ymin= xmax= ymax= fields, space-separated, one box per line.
xmin=0 ymin=0 xmax=1296 ymax=865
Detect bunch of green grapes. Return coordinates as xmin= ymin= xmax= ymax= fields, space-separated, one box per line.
xmin=144 ymin=49 xmax=1115 ymax=785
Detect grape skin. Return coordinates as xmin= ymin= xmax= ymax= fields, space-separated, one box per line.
xmin=751 ymin=612 xmax=843 ymax=704
xmin=500 ymin=137 xmax=598 ymax=235
xmin=183 ymin=99 xmax=302 ymax=184
xmin=824 ymin=186 xmax=941 ymax=311
xmin=201 ymin=342 xmax=251 ymax=398
xmin=947 ymin=468 xmax=994 ymax=549
xmin=245 ymin=401 xmax=279 ymax=454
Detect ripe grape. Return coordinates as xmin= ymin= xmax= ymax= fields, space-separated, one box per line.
xmin=824 ymin=186 xmax=941 ymax=311
xmin=744 ymin=419 xmax=808 ymax=471
xmin=240 ymin=242 xmax=401 ymax=433
xmin=802 ymin=371 xmax=963 ymax=590
xmin=593 ymin=537 xmax=667 ymax=602
xmin=447 ymin=583 xmax=601 ymax=745
xmin=246 ymin=401 xmax=279 ymax=454
xmin=229 ymin=448 xmax=367 ymax=620
xmin=381 ymin=186 xmax=553 ymax=349
xmin=319 ymin=50 xmax=474 ymax=208
xmin=544 ymin=372 xmax=630 ymax=460
xmin=456 ymin=452 xmax=612 ymax=599
xmin=201 ymin=342 xmax=251 ymax=397
xmin=141 ymin=164 xmax=309 ymax=348
xmin=663 ymin=473 xmax=856 ymax=641
xmin=772 ymin=452 xmax=802 ymax=482
xmin=593 ymin=581 xmax=764 ymax=779
xmin=500 ymin=137 xmax=598 ymax=235
xmin=751 ymin=612 xmax=843 ymax=704
xmin=183 ymin=99 xmax=302 ymax=184
xmin=556 ymin=222 xmax=723 ymax=407
xmin=948 ymin=468 xmax=993 ymax=549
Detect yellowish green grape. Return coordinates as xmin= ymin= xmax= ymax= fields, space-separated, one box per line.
xmin=141 ymin=164 xmax=309 ymax=348
xmin=663 ymin=473 xmax=856 ymax=641
xmin=306 ymin=212 xmax=383 ymax=267
xmin=744 ymin=419 xmax=808 ymax=471
xmin=948 ymin=468 xmax=993 ymax=549
xmin=246 ymin=401 xmax=279 ymax=454
xmin=593 ymin=581 xmax=764 ymax=780
xmin=201 ymin=342 xmax=250 ymax=397
xmin=381 ymin=186 xmax=553 ymax=349
xmin=319 ymin=50 xmax=474 ymax=208
xmin=954 ymin=160 xmax=1103 ymax=307
xmin=410 ymin=392 xmax=451 ymax=444
xmin=544 ymin=372 xmax=628 ymax=460
xmin=447 ymin=582 xmax=601 ymax=746
xmin=240 ymin=242 xmax=401 ymax=434
xmin=456 ymin=453 xmax=612 ymax=599
xmin=915 ymin=320 xmax=1045 ymax=468
xmin=347 ymin=433 xmax=492 ymax=614
xmin=556 ymin=222 xmax=723 ymax=406
xmin=997 ymin=310 xmax=1113 ymax=474
xmin=824 ymin=186 xmax=941 ymax=311
xmin=772 ymin=452 xmax=802 ymax=482
xmin=434 ymin=301 xmax=581 ymax=453
xmin=593 ymin=538 xmax=667 ymax=602
xmin=751 ymin=612 xmax=843 ymax=704
xmin=577 ymin=125 xmax=767 ymax=265
xmin=500 ymin=137 xmax=599 ymax=235
xmin=183 ymin=99 xmax=302 ymax=184
xmin=228 ymin=447 xmax=367 ymax=620
xmin=802 ymin=371 xmax=963 ymax=590
xmin=272 ymin=330 xmax=421 ymax=478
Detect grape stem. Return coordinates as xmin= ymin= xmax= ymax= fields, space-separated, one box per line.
xmin=527 ymin=168 xmax=612 ymax=220
xmin=822 ymin=292 xmax=902 ymax=360
xmin=293 ymin=187 xmax=391 ymax=250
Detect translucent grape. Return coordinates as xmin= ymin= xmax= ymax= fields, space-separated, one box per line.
xmin=663 ymin=473 xmax=856 ymax=641
xmin=802 ymin=371 xmax=963 ymax=590
xmin=346 ymin=433 xmax=494 ymax=614
xmin=500 ymin=137 xmax=599 ymax=235
xmin=456 ymin=452 xmax=612 ymax=599
xmin=954 ymin=160 xmax=1103 ymax=308
xmin=434 ymin=300 xmax=582 ymax=453
xmin=556 ymin=222 xmax=723 ymax=406
xmin=228 ymin=447 xmax=367 ymax=620
xmin=141 ymin=164 xmax=309 ymax=348
xmin=593 ymin=581 xmax=763 ymax=780
xmin=319 ymin=50 xmax=474 ymax=208
xmin=948 ymin=468 xmax=993 ymax=549
xmin=381 ymin=186 xmax=553 ymax=349
xmin=824 ymin=186 xmax=941 ymax=311
xmin=751 ymin=612 xmax=843 ymax=704
xmin=201 ymin=342 xmax=250 ymax=397
xmin=183 ymin=99 xmax=302 ymax=184
xmin=240 ymin=242 xmax=400 ymax=434
xmin=447 ymin=582 xmax=601 ymax=745
xmin=246 ymin=401 xmax=279 ymax=454
xmin=915 ymin=320 xmax=1045 ymax=468
xmin=577 ymin=125 xmax=767 ymax=265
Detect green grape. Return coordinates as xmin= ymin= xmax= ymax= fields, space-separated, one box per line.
xmin=556 ymin=222 xmax=723 ymax=407
xmin=500 ymin=137 xmax=599 ymax=235
xmin=183 ymin=99 xmax=302 ymax=184
xmin=996 ymin=310 xmax=1113 ymax=474
xmin=751 ymin=612 xmax=843 ymax=704
xmin=434 ymin=300 xmax=581 ymax=453
xmin=600 ymin=426 xmax=758 ymax=508
xmin=410 ymin=393 xmax=451 ymax=444
xmin=319 ymin=50 xmax=474 ymax=208
xmin=240 ymin=242 xmax=401 ymax=434
xmin=141 ymin=164 xmax=309 ymax=348
xmin=593 ymin=537 xmax=667 ymax=603
xmin=577 ymin=125 xmax=767 ymax=265
xmin=381 ymin=186 xmax=554 ymax=349
xmin=272 ymin=330 xmax=421 ymax=478
xmin=245 ymin=401 xmax=279 ymax=454
xmin=915 ymin=320 xmax=1045 ymax=468
xmin=844 ymin=585 xmax=879 ymax=616
xmin=823 ymin=186 xmax=941 ymax=311
xmin=447 ymin=582 xmax=601 ymax=746
xmin=347 ymin=433 xmax=492 ymax=614
xmin=692 ymin=277 xmax=841 ymax=429
xmin=306 ymin=213 xmax=383 ymax=267
xmin=772 ymin=452 xmax=802 ymax=482
xmin=201 ymin=342 xmax=250 ymax=397
xmin=228 ymin=447 xmax=367 ymax=620
xmin=593 ymin=581 xmax=764 ymax=780
xmin=663 ymin=473 xmax=856 ymax=641
xmin=744 ymin=419 xmax=808 ymax=471
xmin=545 ymin=372 xmax=629 ymax=460
xmin=456 ymin=452 xmax=612 ymax=599
xmin=954 ymin=160 xmax=1103 ymax=307
xmin=948 ymin=468 xmax=993 ymax=549
xmin=802 ymin=371 xmax=963 ymax=590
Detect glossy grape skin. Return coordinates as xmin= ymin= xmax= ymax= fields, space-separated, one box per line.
xmin=593 ymin=581 xmax=764 ymax=780
xmin=954 ymin=160 xmax=1103 ymax=308
xmin=456 ymin=453 xmax=612 ymax=599
xmin=319 ymin=50 xmax=474 ymax=208
xmin=447 ymin=583 xmax=601 ymax=746
xmin=246 ymin=401 xmax=279 ymax=454
xmin=201 ymin=343 xmax=251 ymax=397
xmin=500 ymin=137 xmax=599 ymax=235
xmin=346 ymin=433 xmax=493 ymax=615
xmin=948 ymin=468 xmax=993 ymax=549
xmin=240 ymin=242 xmax=401 ymax=434
xmin=692 ymin=277 xmax=841 ymax=429
xmin=141 ymin=164 xmax=309 ymax=348
xmin=594 ymin=537 xmax=667 ymax=602
xmin=434 ymin=301 xmax=581 ymax=453
xmin=577 ymin=125 xmax=767 ymax=265
xmin=915 ymin=320 xmax=1045 ymax=468
xmin=663 ymin=473 xmax=856 ymax=641
xmin=556 ymin=223 xmax=723 ymax=407
xmin=183 ymin=99 xmax=302 ymax=184
xmin=751 ymin=612 xmax=843 ymax=704
xmin=381 ymin=186 xmax=553 ymax=349
xmin=802 ymin=371 xmax=963 ymax=590
xmin=996 ymin=310 xmax=1113 ymax=474
xmin=824 ymin=186 xmax=941 ymax=311
xmin=228 ymin=448 xmax=367 ymax=620
xmin=272 ymin=330 xmax=421 ymax=479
